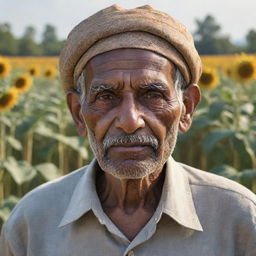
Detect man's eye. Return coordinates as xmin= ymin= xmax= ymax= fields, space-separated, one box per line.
xmin=97 ymin=93 xmax=114 ymax=101
xmin=144 ymin=91 xmax=164 ymax=99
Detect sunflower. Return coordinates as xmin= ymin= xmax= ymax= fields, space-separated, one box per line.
xmin=0 ymin=88 xmax=18 ymax=113
xmin=230 ymin=54 xmax=256 ymax=83
xmin=28 ymin=65 xmax=40 ymax=77
xmin=44 ymin=66 xmax=57 ymax=79
xmin=224 ymin=67 xmax=232 ymax=77
xmin=198 ymin=68 xmax=219 ymax=90
xmin=13 ymin=74 xmax=33 ymax=93
xmin=0 ymin=56 xmax=11 ymax=78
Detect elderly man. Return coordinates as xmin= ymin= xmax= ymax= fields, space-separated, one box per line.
xmin=1 ymin=5 xmax=256 ymax=256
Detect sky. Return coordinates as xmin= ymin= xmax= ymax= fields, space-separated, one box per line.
xmin=1 ymin=0 xmax=255 ymax=44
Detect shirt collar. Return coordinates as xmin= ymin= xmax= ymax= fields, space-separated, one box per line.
xmin=58 ymin=158 xmax=99 ymax=227
xmin=161 ymin=157 xmax=203 ymax=231
xmin=58 ymin=157 xmax=203 ymax=232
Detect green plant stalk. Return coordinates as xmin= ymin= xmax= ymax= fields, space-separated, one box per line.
xmin=233 ymin=82 xmax=240 ymax=131
xmin=0 ymin=115 xmax=6 ymax=203
xmin=58 ymin=127 xmax=65 ymax=174
xmin=78 ymin=152 xmax=83 ymax=169
xmin=0 ymin=169 xmax=3 ymax=203
xmin=58 ymin=141 xmax=65 ymax=173
xmin=23 ymin=131 xmax=34 ymax=164
xmin=232 ymin=83 xmax=241 ymax=170
xmin=0 ymin=115 xmax=6 ymax=160
xmin=18 ymin=184 xmax=23 ymax=198
xmin=233 ymin=150 xmax=240 ymax=170
xmin=3 ymin=173 xmax=11 ymax=199
xmin=200 ymin=152 xmax=208 ymax=171
xmin=6 ymin=125 xmax=16 ymax=157
xmin=228 ymin=139 xmax=240 ymax=170
xmin=252 ymin=179 xmax=256 ymax=194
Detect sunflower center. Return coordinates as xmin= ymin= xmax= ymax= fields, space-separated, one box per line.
xmin=0 ymin=94 xmax=12 ymax=106
xmin=200 ymin=73 xmax=213 ymax=85
xmin=0 ymin=64 xmax=5 ymax=74
xmin=30 ymin=69 xmax=35 ymax=75
xmin=45 ymin=71 xmax=52 ymax=77
xmin=238 ymin=62 xmax=254 ymax=79
xmin=15 ymin=78 xmax=26 ymax=88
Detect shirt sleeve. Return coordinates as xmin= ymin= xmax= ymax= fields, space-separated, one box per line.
xmin=237 ymin=200 xmax=256 ymax=256
xmin=0 ymin=224 xmax=15 ymax=256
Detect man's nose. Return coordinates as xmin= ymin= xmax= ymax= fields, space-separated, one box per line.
xmin=115 ymin=94 xmax=145 ymax=134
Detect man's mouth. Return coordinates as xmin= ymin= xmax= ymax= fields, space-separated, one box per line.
xmin=107 ymin=144 xmax=152 ymax=155
xmin=110 ymin=142 xmax=151 ymax=147
xmin=103 ymin=134 xmax=159 ymax=152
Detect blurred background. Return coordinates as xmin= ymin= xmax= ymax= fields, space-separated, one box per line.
xmin=0 ymin=0 xmax=256 ymax=227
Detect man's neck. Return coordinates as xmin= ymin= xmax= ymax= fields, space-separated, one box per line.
xmin=96 ymin=167 xmax=165 ymax=213
xmin=96 ymin=166 xmax=165 ymax=240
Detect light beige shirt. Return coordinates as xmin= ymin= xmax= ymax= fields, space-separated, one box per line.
xmin=0 ymin=157 xmax=256 ymax=256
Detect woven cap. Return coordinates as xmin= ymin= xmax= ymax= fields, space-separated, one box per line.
xmin=59 ymin=5 xmax=202 ymax=92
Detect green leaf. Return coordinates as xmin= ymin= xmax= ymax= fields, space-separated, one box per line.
xmin=16 ymin=112 xmax=46 ymax=136
xmin=251 ymin=123 xmax=256 ymax=131
xmin=55 ymin=135 xmax=88 ymax=159
xmin=239 ymin=169 xmax=256 ymax=190
xmin=6 ymin=136 xmax=23 ymax=151
xmin=35 ymin=125 xmax=88 ymax=159
xmin=45 ymin=115 xmax=60 ymax=125
xmin=238 ymin=115 xmax=250 ymax=131
xmin=221 ymin=90 xmax=233 ymax=102
xmin=222 ymin=110 xmax=234 ymax=121
xmin=240 ymin=103 xmax=254 ymax=116
xmin=193 ymin=116 xmax=221 ymax=130
xmin=210 ymin=165 xmax=240 ymax=181
xmin=231 ymin=133 xmax=256 ymax=169
xmin=3 ymin=157 xmax=37 ymax=185
xmin=34 ymin=124 xmax=54 ymax=137
xmin=0 ymin=196 xmax=20 ymax=222
xmin=202 ymin=129 xmax=235 ymax=152
xmin=208 ymin=101 xmax=227 ymax=119
xmin=0 ymin=115 xmax=12 ymax=127
xmin=36 ymin=163 xmax=61 ymax=181
xmin=192 ymin=117 xmax=210 ymax=129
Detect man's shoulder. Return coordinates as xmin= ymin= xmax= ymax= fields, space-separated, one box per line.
xmin=179 ymin=162 xmax=256 ymax=205
xmin=4 ymin=165 xmax=88 ymax=228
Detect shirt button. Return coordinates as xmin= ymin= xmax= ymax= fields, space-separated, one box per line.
xmin=127 ymin=250 xmax=134 ymax=256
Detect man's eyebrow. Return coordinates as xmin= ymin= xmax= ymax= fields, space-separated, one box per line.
xmin=139 ymin=82 xmax=168 ymax=91
xmin=90 ymin=83 xmax=121 ymax=93
xmin=89 ymin=82 xmax=168 ymax=93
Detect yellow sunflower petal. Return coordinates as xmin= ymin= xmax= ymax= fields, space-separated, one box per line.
xmin=28 ymin=65 xmax=40 ymax=77
xmin=44 ymin=66 xmax=57 ymax=79
xmin=230 ymin=53 xmax=256 ymax=83
xmin=0 ymin=88 xmax=18 ymax=113
xmin=13 ymin=73 xmax=33 ymax=93
xmin=0 ymin=56 xmax=11 ymax=78
xmin=199 ymin=68 xmax=219 ymax=90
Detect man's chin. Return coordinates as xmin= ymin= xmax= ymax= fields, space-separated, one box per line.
xmin=99 ymin=158 xmax=161 ymax=179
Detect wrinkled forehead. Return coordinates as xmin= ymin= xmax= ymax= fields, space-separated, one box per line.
xmin=84 ymin=48 xmax=175 ymax=79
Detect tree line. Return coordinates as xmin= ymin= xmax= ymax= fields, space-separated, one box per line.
xmin=0 ymin=24 xmax=65 ymax=56
xmin=0 ymin=15 xmax=256 ymax=56
xmin=194 ymin=15 xmax=256 ymax=54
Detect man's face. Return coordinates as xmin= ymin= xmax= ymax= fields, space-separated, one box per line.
xmin=79 ymin=49 xmax=185 ymax=179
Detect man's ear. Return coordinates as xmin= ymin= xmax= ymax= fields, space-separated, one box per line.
xmin=66 ymin=90 xmax=87 ymax=137
xmin=179 ymin=83 xmax=201 ymax=133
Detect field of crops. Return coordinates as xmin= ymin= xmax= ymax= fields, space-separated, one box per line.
xmin=0 ymin=54 xmax=256 ymax=227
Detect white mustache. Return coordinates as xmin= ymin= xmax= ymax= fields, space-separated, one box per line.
xmin=103 ymin=134 xmax=159 ymax=151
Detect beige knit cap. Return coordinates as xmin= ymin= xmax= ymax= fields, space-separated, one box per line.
xmin=59 ymin=4 xmax=202 ymax=92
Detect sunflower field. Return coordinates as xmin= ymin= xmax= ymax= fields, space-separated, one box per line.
xmin=0 ymin=53 xmax=256 ymax=228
